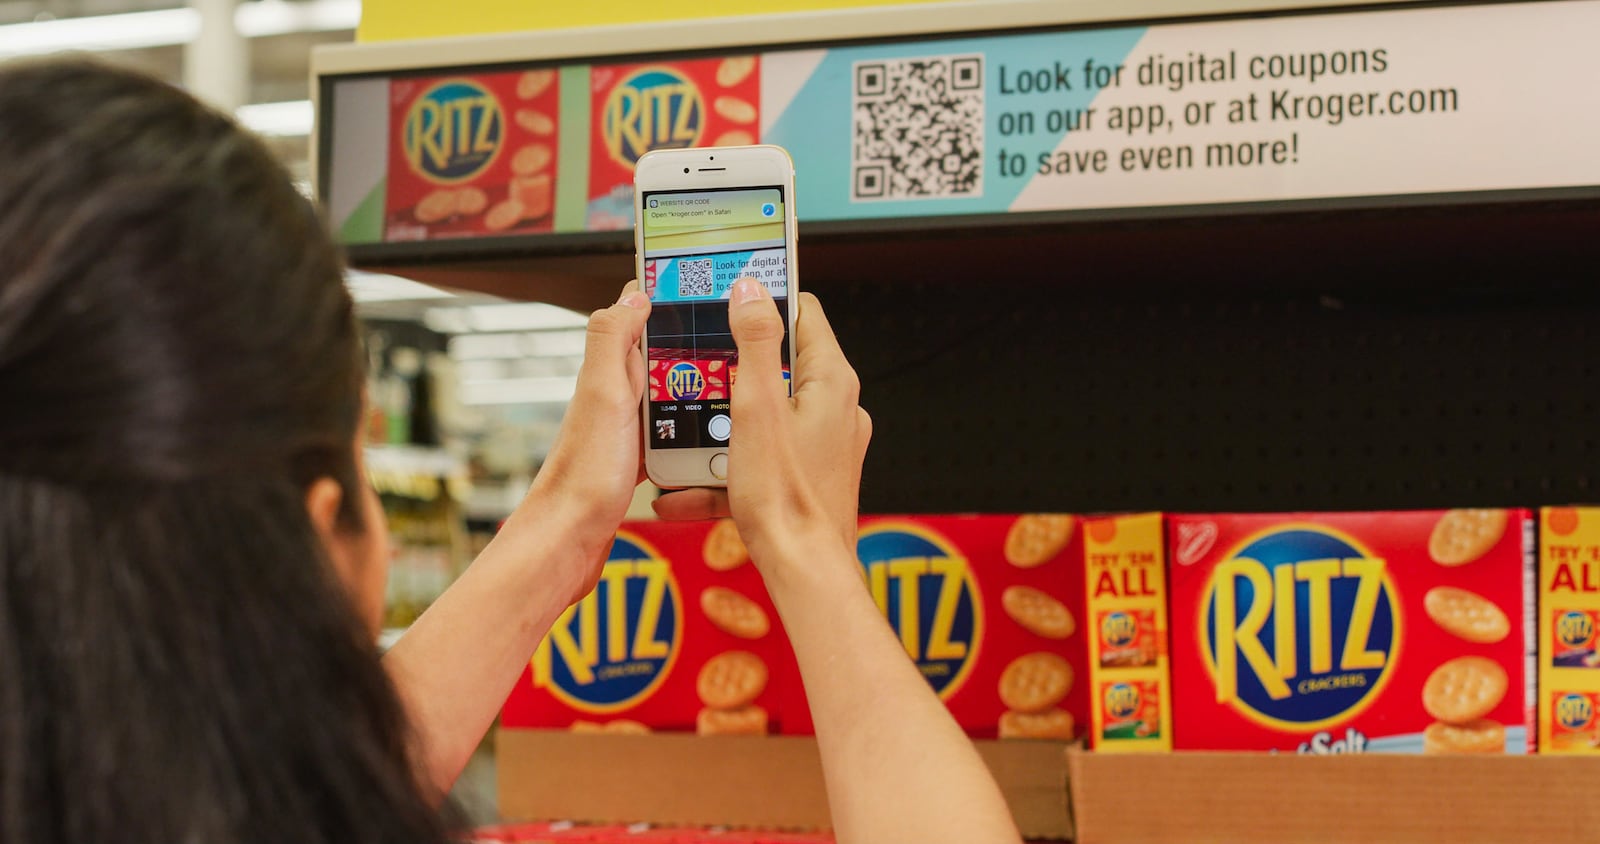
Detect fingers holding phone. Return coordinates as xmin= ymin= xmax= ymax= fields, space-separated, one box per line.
xmin=728 ymin=282 xmax=869 ymax=558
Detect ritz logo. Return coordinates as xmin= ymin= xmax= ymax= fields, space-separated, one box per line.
xmin=403 ymin=79 xmax=504 ymax=183
xmin=531 ymin=533 xmax=681 ymax=713
xmin=858 ymin=524 xmax=983 ymax=699
xmin=602 ymin=67 xmax=705 ymax=168
xmin=666 ymin=362 xmax=705 ymax=401
xmin=1104 ymin=682 xmax=1141 ymax=721
xmin=1556 ymin=693 xmax=1596 ymax=731
xmin=1557 ymin=610 xmax=1595 ymax=649
xmin=1102 ymin=611 xmax=1139 ymax=648
xmin=1202 ymin=526 xmax=1400 ymax=731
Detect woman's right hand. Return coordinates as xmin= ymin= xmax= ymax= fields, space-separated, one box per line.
xmin=654 ymin=278 xmax=870 ymax=569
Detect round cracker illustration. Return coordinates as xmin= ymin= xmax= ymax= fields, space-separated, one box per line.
xmin=715 ymin=55 xmax=757 ymax=88
xmin=998 ymin=652 xmax=1073 ymax=714
xmin=413 ymin=188 xmax=458 ymax=223
xmin=703 ymin=518 xmax=749 ymax=571
xmin=514 ymin=108 xmax=556 ymax=136
xmin=998 ymin=707 xmax=1075 ymax=740
xmin=697 ymin=705 xmax=769 ymax=736
xmin=1423 ymin=719 xmax=1504 ymax=754
xmin=1424 ymin=586 xmax=1510 ymax=644
xmin=453 ymin=186 xmax=488 ymax=216
xmin=1422 ymin=656 xmax=1507 ymax=724
xmin=1002 ymin=586 xmax=1074 ymax=639
xmin=483 ymin=199 xmax=524 ymax=232
xmin=511 ymin=143 xmax=553 ymax=176
xmin=697 ymin=650 xmax=768 ymax=710
xmin=1004 ymin=514 xmax=1076 ymax=568
xmin=713 ymin=130 xmax=755 ymax=147
xmin=713 ymin=95 xmax=757 ymax=124
xmin=701 ymin=586 xmax=770 ymax=639
xmin=1428 ymin=509 xmax=1508 ymax=566
xmin=517 ymin=69 xmax=556 ymax=100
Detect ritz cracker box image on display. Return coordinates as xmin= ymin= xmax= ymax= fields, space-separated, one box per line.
xmin=586 ymin=56 xmax=761 ymax=230
xmin=500 ymin=519 xmax=792 ymax=736
xmin=806 ymin=514 xmax=1090 ymax=742
xmin=1166 ymin=509 xmax=1536 ymax=754
xmin=384 ymin=69 xmax=561 ymax=241
xmin=1538 ymin=506 xmax=1600 ymax=753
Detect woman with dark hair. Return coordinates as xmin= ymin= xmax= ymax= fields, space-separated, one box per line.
xmin=0 ymin=58 xmax=1019 ymax=844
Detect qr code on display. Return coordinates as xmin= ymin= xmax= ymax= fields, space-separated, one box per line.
xmin=852 ymin=54 xmax=984 ymax=201
xmin=677 ymin=258 xmax=714 ymax=297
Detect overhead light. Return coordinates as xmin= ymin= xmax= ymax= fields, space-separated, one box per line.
xmin=0 ymin=0 xmax=360 ymax=59
xmin=0 ymin=8 xmax=198 ymax=57
xmin=236 ymin=99 xmax=313 ymax=136
xmin=460 ymin=376 xmax=579 ymax=406
xmin=346 ymin=270 xmax=455 ymax=303
xmin=424 ymin=303 xmax=588 ymax=334
xmin=236 ymin=0 xmax=361 ymax=37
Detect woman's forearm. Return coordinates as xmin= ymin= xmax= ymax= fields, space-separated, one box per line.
xmin=762 ymin=531 xmax=1022 ymax=844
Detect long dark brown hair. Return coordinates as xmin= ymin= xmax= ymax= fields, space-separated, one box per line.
xmin=0 ymin=58 xmax=452 ymax=843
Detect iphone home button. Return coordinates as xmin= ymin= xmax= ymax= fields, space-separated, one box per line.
xmin=709 ymin=452 xmax=729 ymax=480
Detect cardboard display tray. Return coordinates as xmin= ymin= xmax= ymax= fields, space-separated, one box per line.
xmin=1068 ymin=750 xmax=1600 ymax=844
xmin=496 ymin=730 xmax=1073 ymax=839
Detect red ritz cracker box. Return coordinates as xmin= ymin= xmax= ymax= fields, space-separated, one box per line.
xmin=586 ymin=56 xmax=761 ymax=230
xmin=778 ymin=515 xmax=1088 ymax=740
xmin=648 ymin=350 xmax=736 ymax=402
xmin=384 ymin=68 xmax=560 ymax=242
xmin=501 ymin=519 xmax=791 ymax=735
xmin=1167 ymin=509 xmax=1535 ymax=754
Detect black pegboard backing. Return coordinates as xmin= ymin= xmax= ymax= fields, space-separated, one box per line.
xmin=805 ymin=205 xmax=1600 ymax=514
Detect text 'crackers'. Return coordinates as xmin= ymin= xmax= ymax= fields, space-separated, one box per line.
xmin=1167 ymin=509 xmax=1534 ymax=754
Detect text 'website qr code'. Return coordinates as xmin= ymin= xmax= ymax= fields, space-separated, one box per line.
xmin=852 ymin=54 xmax=984 ymax=201
xmin=677 ymin=258 xmax=715 ymax=297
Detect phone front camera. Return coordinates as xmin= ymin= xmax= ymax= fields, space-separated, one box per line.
xmin=683 ymin=167 xmax=690 ymax=173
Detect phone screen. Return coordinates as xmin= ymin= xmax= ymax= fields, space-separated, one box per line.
xmin=640 ymin=186 xmax=791 ymax=451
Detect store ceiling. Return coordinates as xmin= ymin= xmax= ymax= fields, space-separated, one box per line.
xmin=0 ymin=0 xmax=352 ymax=180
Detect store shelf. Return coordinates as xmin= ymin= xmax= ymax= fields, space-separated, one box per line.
xmin=1067 ymin=751 xmax=1600 ymax=844
xmin=496 ymin=730 xmax=1072 ymax=838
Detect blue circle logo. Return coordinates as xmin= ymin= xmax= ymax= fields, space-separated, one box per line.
xmin=1557 ymin=693 xmax=1595 ymax=730
xmin=534 ymin=533 xmax=681 ymax=713
xmin=1558 ymin=611 xmax=1594 ymax=649
xmin=1105 ymin=682 xmax=1141 ymax=720
xmin=761 ymin=202 xmax=776 ymax=217
xmin=403 ymin=79 xmax=504 ymax=184
xmin=602 ymin=67 xmax=704 ymax=168
xmin=1201 ymin=526 xmax=1399 ymax=731
xmin=666 ymin=362 xmax=705 ymax=401
xmin=1102 ymin=611 xmax=1138 ymax=648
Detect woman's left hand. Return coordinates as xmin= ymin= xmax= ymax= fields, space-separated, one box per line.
xmin=512 ymin=280 xmax=650 ymax=605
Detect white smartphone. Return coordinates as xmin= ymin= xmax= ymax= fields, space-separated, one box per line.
xmin=634 ymin=145 xmax=798 ymax=488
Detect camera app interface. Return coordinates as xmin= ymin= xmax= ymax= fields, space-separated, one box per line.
xmin=640 ymin=186 xmax=790 ymax=450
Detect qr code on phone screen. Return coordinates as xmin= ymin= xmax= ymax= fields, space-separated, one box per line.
xmin=852 ymin=54 xmax=984 ymax=201
xmin=676 ymin=258 xmax=714 ymax=297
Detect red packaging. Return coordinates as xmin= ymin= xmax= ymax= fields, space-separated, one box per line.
xmin=586 ymin=56 xmax=761 ymax=230
xmin=501 ymin=520 xmax=789 ymax=734
xmin=648 ymin=352 xmax=735 ymax=403
xmin=384 ymin=68 xmax=560 ymax=242
xmin=1167 ymin=509 xmax=1535 ymax=753
xmin=779 ymin=515 xmax=1088 ymax=741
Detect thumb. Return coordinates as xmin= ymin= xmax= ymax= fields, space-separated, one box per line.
xmin=728 ymin=277 xmax=788 ymax=412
